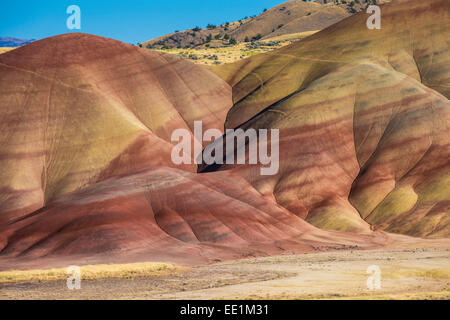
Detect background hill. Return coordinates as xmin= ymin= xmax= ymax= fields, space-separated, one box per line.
xmin=143 ymin=0 xmax=389 ymax=50
xmin=0 ymin=37 xmax=34 ymax=47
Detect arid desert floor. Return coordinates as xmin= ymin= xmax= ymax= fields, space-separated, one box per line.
xmin=1 ymin=247 xmax=448 ymax=300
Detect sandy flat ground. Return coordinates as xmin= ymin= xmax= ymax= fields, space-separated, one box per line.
xmin=1 ymin=248 xmax=448 ymax=300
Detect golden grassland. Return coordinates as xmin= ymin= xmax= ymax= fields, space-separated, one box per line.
xmin=0 ymin=262 xmax=184 ymax=283
xmin=257 ymin=289 xmax=450 ymax=300
xmin=262 ymin=31 xmax=318 ymax=42
xmin=377 ymin=266 xmax=450 ymax=280
xmin=345 ymin=265 xmax=450 ymax=280
xmin=336 ymin=290 xmax=450 ymax=300
xmin=0 ymin=47 xmax=15 ymax=54
xmin=149 ymin=31 xmax=318 ymax=65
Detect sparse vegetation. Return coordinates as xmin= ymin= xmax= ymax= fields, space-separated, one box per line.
xmin=252 ymin=34 xmax=262 ymax=41
xmin=149 ymin=30 xmax=319 ymax=66
xmin=2 ymin=249 xmax=448 ymax=300
xmin=188 ymin=53 xmax=199 ymax=60
xmin=142 ymin=0 xmax=377 ymax=50
xmin=0 ymin=262 xmax=181 ymax=283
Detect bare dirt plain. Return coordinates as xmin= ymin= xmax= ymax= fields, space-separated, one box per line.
xmin=1 ymin=246 xmax=448 ymax=300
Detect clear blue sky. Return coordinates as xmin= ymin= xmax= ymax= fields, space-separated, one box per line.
xmin=1 ymin=0 xmax=285 ymax=44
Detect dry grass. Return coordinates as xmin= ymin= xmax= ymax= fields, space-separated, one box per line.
xmin=347 ymin=265 xmax=450 ymax=280
xmin=1 ymin=249 xmax=449 ymax=299
xmin=0 ymin=262 xmax=183 ymax=283
xmin=150 ymin=44 xmax=269 ymax=65
xmin=149 ymin=31 xmax=318 ymax=65
xmin=330 ymin=290 xmax=450 ymax=300
xmin=263 ymin=30 xmax=318 ymax=42
xmin=0 ymin=47 xmax=15 ymax=54
xmin=261 ymin=289 xmax=450 ymax=300
xmin=382 ymin=266 xmax=450 ymax=280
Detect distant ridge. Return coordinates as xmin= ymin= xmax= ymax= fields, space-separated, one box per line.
xmin=0 ymin=37 xmax=34 ymax=47
xmin=143 ymin=0 xmax=389 ymax=49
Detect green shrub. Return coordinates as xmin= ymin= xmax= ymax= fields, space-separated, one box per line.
xmin=252 ymin=34 xmax=262 ymax=41
xmin=188 ymin=53 xmax=199 ymax=60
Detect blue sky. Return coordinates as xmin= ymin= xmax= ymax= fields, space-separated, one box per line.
xmin=1 ymin=0 xmax=285 ymax=44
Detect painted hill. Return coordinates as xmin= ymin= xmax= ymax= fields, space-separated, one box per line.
xmin=143 ymin=0 xmax=389 ymax=49
xmin=0 ymin=166 xmax=392 ymax=269
xmin=0 ymin=33 xmax=398 ymax=270
xmin=209 ymin=0 xmax=450 ymax=238
xmin=0 ymin=33 xmax=231 ymax=226
xmin=0 ymin=0 xmax=448 ymax=270
xmin=0 ymin=32 xmax=393 ymax=270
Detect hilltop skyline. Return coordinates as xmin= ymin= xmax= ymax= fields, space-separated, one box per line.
xmin=1 ymin=0 xmax=284 ymax=44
